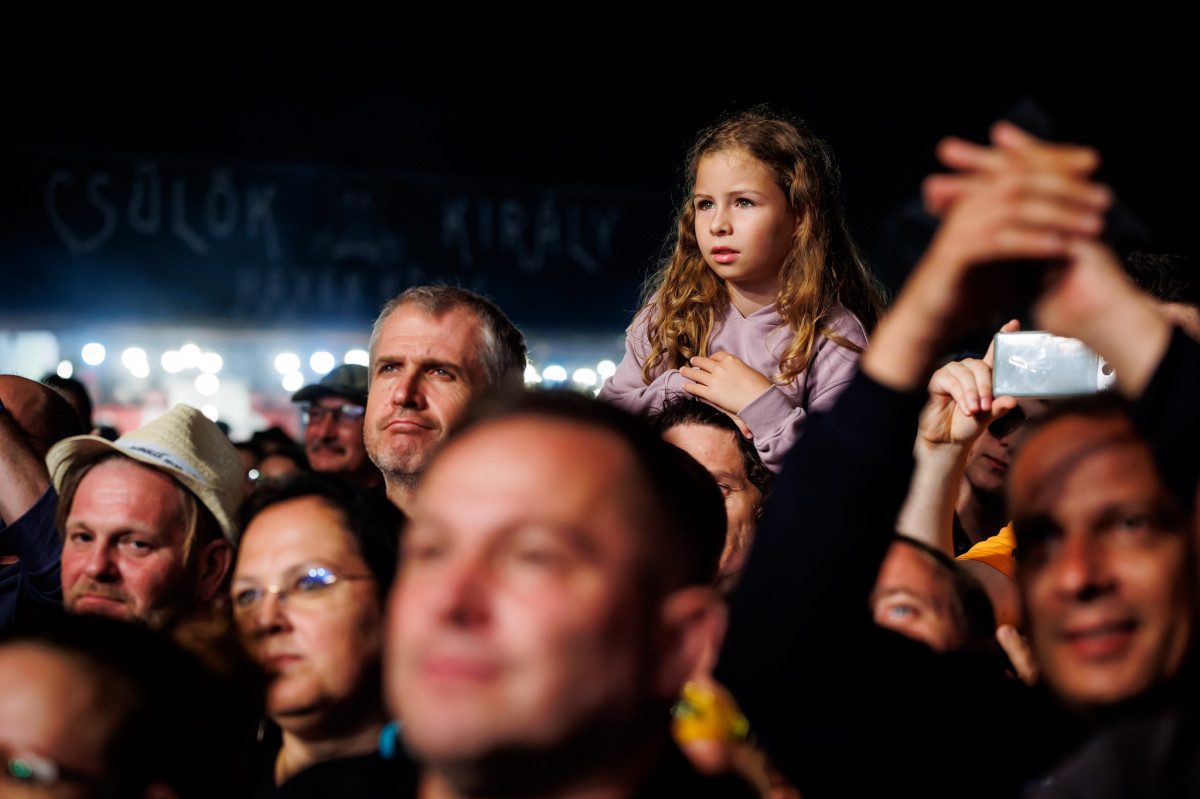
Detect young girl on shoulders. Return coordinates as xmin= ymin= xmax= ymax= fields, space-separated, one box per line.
xmin=598 ymin=108 xmax=885 ymax=471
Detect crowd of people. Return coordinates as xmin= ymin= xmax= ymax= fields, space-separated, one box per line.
xmin=2 ymin=108 xmax=1199 ymax=798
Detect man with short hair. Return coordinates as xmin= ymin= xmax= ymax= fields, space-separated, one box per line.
xmin=1010 ymin=397 xmax=1195 ymax=715
xmin=652 ymin=397 xmax=771 ymax=591
xmin=365 ymin=286 xmax=526 ymax=512
xmin=292 ymin=363 xmax=381 ymax=488
xmin=0 ymin=376 xmax=85 ymax=630
xmin=386 ymin=391 xmax=750 ymax=799
xmin=47 ymin=404 xmax=242 ymax=629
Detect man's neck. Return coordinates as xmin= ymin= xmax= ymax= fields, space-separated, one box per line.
xmin=955 ymin=480 xmax=1007 ymax=548
xmin=418 ymin=769 xmax=641 ymax=799
xmin=385 ymin=474 xmax=420 ymax=515
xmin=416 ymin=733 xmax=669 ymax=799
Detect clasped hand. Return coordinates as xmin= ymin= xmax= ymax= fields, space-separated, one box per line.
xmin=681 ymin=352 xmax=772 ymax=438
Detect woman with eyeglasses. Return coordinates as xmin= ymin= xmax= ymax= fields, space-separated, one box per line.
xmin=231 ymin=473 xmax=412 ymax=797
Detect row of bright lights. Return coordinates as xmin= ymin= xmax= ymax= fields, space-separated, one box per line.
xmin=524 ymin=359 xmax=616 ymax=388
xmin=74 ymin=343 xmax=372 ymax=393
xmin=68 ymin=343 xmax=618 ymax=393
xmin=274 ymin=350 xmax=369 ymax=392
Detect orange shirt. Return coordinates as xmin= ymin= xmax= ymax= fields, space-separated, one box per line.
xmin=956 ymin=524 xmax=1016 ymax=580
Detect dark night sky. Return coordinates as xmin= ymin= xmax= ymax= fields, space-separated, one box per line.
xmin=4 ymin=27 xmax=1196 ymax=315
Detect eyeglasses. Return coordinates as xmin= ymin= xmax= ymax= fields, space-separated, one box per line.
xmin=232 ymin=566 xmax=375 ymax=615
xmin=301 ymin=403 xmax=366 ymax=426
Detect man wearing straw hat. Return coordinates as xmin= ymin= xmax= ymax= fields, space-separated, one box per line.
xmin=46 ymin=404 xmax=244 ymax=629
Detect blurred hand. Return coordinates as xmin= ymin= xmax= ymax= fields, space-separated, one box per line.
xmin=923 ymin=121 xmax=1110 ymax=218
xmin=997 ymin=624 xmax=1039 ymax=686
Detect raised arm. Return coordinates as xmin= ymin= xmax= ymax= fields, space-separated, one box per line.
xmin=0 ymin=399 xmax=52 ymax=526
xmin=896 ymin=321 xmax=1019 ymax=553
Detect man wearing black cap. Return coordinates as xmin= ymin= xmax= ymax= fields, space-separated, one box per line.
xmin=292 ymin=364 xmax=381 ymax=489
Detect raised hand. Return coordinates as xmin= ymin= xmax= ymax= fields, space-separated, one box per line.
xmin=919 ymin=320 xmax=1020 ymax=450
xmin=923 ymin=121 xmax=1110 ymax=218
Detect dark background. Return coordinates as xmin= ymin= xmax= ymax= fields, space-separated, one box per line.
xmin=2 ymin=26 xmax=1194 ymax=336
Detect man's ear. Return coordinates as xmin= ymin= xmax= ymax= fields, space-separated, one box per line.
xmin=194 ymin=538 xmax=234 ymax=603
xmin=655 ymin=586 xmax=728 ymax=699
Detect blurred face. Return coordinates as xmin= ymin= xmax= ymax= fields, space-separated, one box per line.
xmin=387 ymin=417 xmax=657 ymax=774
xmin=870 ymin=541 xmax=963 ymax=653
xmin=661 ymin=423 xmax=762 ymax=585
xmin=1013 ymin=414 xmax=1193 ymax=712
xmin=0 ymin=644 xmax=115 ymax=799
xmin=963 ymin=402 xmax=1040 ymax=497
xmin=61 ymin=459 xmax=194 ymax=628
xmin=303 ymin=397 xmax=372 ymax=478
xmin=693 ymin=151 xmax=797 ymax=301
xmin=365 ymin=305 xmax=488 ymax=486
xmin=256 ymin=454 xmax=304 ymax=480
xmin=232 ymin=497 xmax=383 ymax=732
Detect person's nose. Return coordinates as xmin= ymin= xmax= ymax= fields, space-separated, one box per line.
xmin=82 ymin=542 xmax=120 ymax=582
xmin=435 ymin=555 xmax=491 ymax=629
xmin=1051 ymin=533 xmax=1115 ymax=602
xmin=709 ymin=203 xmax=731 ymax=236
xmin=254 ymin=589 xmax=291 ymax=634
xmin=391 ymin=368 xmax=427 ymax=410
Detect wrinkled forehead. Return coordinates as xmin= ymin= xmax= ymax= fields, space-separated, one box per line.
xmin=1009 ymin=414 xmax=1156 ymax=511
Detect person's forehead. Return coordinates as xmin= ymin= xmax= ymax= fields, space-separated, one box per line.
xmin=236 ymin=496 xmax=360 ymax=576
xmin=378 ymin=304 xmax=484 ymax=364
xmin=71 ymin=458 xmax=186 ymax=530
xmin=695 ymin=150 xmax=778 ymax=190
xmin=662 ymin=423 xmax=745 ymax=478
xmin=876 ymin=542 xmax=948 ymax=600
xmin=1012 ymin=415 xmax=1156 ymax=511
xmin=418 ymin=416 xmax=646 ymax=546
xmin=0 ymin=644 xmax=110 ymax=761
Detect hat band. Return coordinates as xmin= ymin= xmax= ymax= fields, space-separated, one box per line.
xmin=116 ymin=439 xmax=206 ymax=483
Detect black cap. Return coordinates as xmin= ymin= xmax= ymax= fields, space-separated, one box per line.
xmin=291 ymin=364 xmax=369 ymax=405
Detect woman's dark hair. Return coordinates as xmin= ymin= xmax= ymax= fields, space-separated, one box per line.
xmin=239 ymin=473 xmax=403 ymax=598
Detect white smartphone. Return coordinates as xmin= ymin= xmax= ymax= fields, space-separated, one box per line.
xmin=992 ymin=331 xmax=1115 ymax=398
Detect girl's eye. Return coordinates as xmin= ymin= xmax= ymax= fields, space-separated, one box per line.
xmin=695 ymin=199 xmax=713 ymax=211
xmin=886 ymin=604 xmax=917 ymax=620
xmin=735 ymin=198 xmax=754 ymax=208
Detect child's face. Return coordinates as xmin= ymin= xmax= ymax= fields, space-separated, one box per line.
xmin=693 ymin=151 xmax=798 ymax=302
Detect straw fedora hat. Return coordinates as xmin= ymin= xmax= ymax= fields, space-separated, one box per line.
xmin=47 ymin=404 xmax=245 ymax=541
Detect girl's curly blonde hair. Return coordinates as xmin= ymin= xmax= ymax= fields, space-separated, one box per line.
xmin=639 ymin=107 xmax=885 ymax=386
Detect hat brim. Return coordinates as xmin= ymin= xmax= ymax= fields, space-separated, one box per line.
xmin=47 ymin=434 xmax=238 ymax=541
xmin=291 ymin=385 xmax=367 ymax=405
